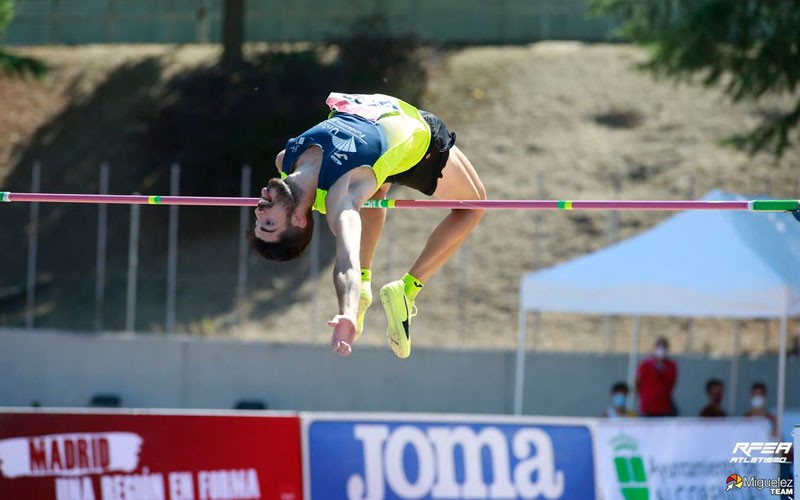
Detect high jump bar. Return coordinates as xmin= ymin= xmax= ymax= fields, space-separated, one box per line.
xmin=1 ymin=191 xmax=799 ymax=212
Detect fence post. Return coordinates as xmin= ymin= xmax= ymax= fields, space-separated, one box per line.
xmin=25 ymin=162 xmax=42 ymax=329
xmin=95 ymin=162 xmax=110 ymax=331
xmin=125 ymin=196 xmax=141 ymax=332
xmin=728 ymin=320 xmax=740 ymax=415
xmin=166 ymin=164 xmax=180 ymax=334
xmin=458 ymin=241 xmax=468 ymax=341
xmin=106 ymin=0 xmax=116 ymax=42
xmin=531 ymin=173 xmax=544 ymax=350
xmin=237 ymin=165 xmax=251 ymax=329
xmin=197 ymin=0 xmax=209 ymax=43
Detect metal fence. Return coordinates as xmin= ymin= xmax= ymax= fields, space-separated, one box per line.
xmin=4 ymin=0 xmax=616 ymax=45
xmin=7 ymin=160 xmax=641 ymax=345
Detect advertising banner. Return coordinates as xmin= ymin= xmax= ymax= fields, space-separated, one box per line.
xmin=303 ymin=413 xmax=596 ymax=500
xmin=0 ymin=409 xmax=303 ymax=500
xmin=595 ymin=418 xmax=783 ymax=500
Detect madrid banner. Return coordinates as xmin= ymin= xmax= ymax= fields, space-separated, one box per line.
xmin=0 ymin=409 xmax=303 ymax=500
xmin=302 ymin=413 xmax=596 ymax=499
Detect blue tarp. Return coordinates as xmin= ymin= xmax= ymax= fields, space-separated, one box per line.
xmin=519 ymin=190 xmax=800 ymax=319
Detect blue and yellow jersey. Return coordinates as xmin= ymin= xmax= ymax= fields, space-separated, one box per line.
xmin=280 ymin=93 xmax=431 ymax=214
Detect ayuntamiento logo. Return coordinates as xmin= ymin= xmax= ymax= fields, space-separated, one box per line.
xmin=611 ymin=434 xmax=649 ymax=500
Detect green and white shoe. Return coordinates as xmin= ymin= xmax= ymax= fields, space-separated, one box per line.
xmin=356 ymin=281 xmax=372 ymax=342
xmin=379 ymin=280 xmax=417 ymax=359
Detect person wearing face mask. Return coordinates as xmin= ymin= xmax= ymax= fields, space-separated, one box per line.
xmin=744 ymin=382 xmax=777 ymax=436
xmin=636 ymin=337 xmax=678 ymax=417
xmin=603 ymin=382 xmax=637 ymax=418
xmin=699 ymin=378 xmax=726 ymax=417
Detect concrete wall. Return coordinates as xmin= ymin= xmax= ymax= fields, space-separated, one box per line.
xmin=4 ymin=0 xmax=616 ymax=45
xmin=0 ymin=328 xmax=794 ymax=418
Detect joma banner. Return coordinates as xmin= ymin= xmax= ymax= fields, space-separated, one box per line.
xmin=0 ymin=409 xmax=303 ymax=500
xmin=302 ymin=413 xmax=596 ymax=499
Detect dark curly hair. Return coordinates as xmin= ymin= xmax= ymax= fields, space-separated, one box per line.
xmin=247 ymin=207 xmax=315 ymax=261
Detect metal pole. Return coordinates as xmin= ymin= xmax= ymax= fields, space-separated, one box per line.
xmin=95 ymin=162 xmax=109 ymax=331
xmin=106 ymin=0 xmax=116 ymax=42
xmin=458 ymin=241 xmax=468 ymax=341
xmin=685 ymin=319 xmax=694 ymax=352
xmin=764 ymin=320 xmax=771 ymax=353
xmin=237 ymin=165 xmax=251 ymax=329
xmin=514 ymin=307 xmax=527 ymax=415
xmin=604 ymin=174 xmax=621 ymax=352
xmin=777 ymin=314 xmax=787 ymax=438
xmin=728 ymin=320 xmax=740 ymax=415
xmin=531 ymin=173 xmax=544 ymax=351
xmin=25 ymin=162 xmax=41 ymax=329
xmin=125 ymin=197 xmax=141 ymax=332
xmin=166 ymin=164 xmax=180 ymax=334
xmin=197 ymin=0 xmax=208 ymax=42
xmin=627 ymin=316 xmax=641 ymax=412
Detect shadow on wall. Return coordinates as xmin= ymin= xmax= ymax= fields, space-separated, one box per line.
xmin=0 ymin=17 xmax=428 ymax=334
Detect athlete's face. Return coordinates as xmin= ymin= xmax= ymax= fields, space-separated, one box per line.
xmin=254 ymin=178 xmax=296 ymax=242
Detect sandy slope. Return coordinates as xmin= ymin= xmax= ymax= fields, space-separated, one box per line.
xmin=1 ymin=43 xmax=798 ymax=357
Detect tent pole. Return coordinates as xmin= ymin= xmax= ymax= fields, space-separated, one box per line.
xmin=627 ymin=316 xmax=640 ymax=412
xmin=729 ymin=320 xmax=740 ymax=415
xmin=778 ymin=314 xmax=787 ymax=438
xmin=514 ymin=308 xmax=527 ymax=415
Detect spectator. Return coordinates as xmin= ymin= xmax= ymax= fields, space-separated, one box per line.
xmin=744 ymin=381 xmax=777 ymax=436
xmin=699 ymin=378 xmax=726 ymax=417
xmin=603 ymin=382 xmax=636 ymax=418
xmin=636 ymin=337 xmax=678 ymax=417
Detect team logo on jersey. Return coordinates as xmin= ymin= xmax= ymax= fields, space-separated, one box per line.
xmin=331 ymin=134 xmax=357 ymax=153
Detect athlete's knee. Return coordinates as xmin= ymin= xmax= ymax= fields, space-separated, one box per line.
xmin=371 ymin=183 xmax=391 ymax=200
xmin=452 ymin=206 xmax=484 ymax=229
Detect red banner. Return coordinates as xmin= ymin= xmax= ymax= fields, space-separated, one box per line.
xmin=0 ymin=410 xmax=302 ymax=500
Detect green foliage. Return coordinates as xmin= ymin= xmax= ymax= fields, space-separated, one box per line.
xmin=0 ymin=0 xmax=12 ymax=39
xmin=0 ymin=1 xmax=49 ymax=78
xmin=591 ymin=0 xmax=800 ymax=157
xmin=0 ymin=50 xmax=49 ymax=78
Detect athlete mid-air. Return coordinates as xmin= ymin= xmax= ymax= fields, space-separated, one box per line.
xmin=250 ymin=93 xmax=486 ymax=358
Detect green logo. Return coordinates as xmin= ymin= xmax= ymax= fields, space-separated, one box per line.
xmin=611 ymin=434 xmax=650 ymax=500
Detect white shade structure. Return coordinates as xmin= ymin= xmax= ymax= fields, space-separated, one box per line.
xmin=516 ymin=190 xmax=800 ymax=432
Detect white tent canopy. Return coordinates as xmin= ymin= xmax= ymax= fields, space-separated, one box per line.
xmin=515 ymin=190 xmax=800 ymax=427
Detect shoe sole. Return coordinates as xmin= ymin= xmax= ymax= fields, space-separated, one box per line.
xmin=380 ymin=285 xmax=411 ymax=359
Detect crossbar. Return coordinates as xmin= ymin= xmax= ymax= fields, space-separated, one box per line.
xmin=1 ymin=192 xmax=799 ymax=212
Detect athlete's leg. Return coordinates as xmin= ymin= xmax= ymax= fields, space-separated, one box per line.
xmin=360 ymin=183 xmax=391 ymax=269
xmin=355 ymin=182 xmax=391 ymax=340
xmin=408 ymin=146 xmax=486 ymax=282
xmin=380 ymin=147 xmax=485 ymax=358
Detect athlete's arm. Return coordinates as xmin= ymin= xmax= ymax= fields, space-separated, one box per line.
xmin=325 ymin=170 xmax=377 ymax=356
xmin=274 ymin=150 xmax=285 ymax=176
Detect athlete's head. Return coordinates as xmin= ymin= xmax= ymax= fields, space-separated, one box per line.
xmin=249 ymin=177 xmax=313 ymax=261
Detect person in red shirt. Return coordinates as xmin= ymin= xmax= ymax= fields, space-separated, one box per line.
xmin=636 ymin=337 xmax=678 ymax=416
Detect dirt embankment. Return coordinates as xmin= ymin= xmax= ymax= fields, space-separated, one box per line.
xmin=1 ymin=43 xmax=798 ymax=357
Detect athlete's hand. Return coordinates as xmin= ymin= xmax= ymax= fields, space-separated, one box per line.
xmin=327 ymin=314 xmax=357 ymax=356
